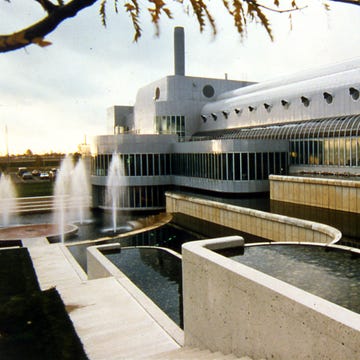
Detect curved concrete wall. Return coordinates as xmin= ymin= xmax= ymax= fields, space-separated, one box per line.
xmin=165 ymin=192 xmax=341 ymax=244
xmin=182 ymin=236 xmax=360 ymax=359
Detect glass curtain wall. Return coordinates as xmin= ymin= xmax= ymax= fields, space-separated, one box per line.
xmin=192 ymin=115 xmax=360 ymax=169
xmin=288 ymin=116 xmax=360 ymax=167
xmin=155 ymin=115 xmax=185 ymax=138
xmin=290 ymin=138 xmax=360 ymax=166
xmin=93 ymin=185 xmax=168 ymax=209
xmin=172 ymin=152 xmax=287 ymax=180
xmin=92 ymin=153 xmax=172 ymax=176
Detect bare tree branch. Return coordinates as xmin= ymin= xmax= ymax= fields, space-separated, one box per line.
xmin=34 ymin=0 xmax=58 ymax=14
xmin=330 ymin=0 xmax=360 ymax=5
xmin=1 ymin=0 xmax=360 ymax=53
xmin=246 ymin=0 xmax=307 ymax=14
xmin=0 ymin=0 xmax=97 ymax=53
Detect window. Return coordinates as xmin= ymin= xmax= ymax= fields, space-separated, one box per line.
xmin=148 ymin=154 xmax=153 ymax=175
xmin=135 ymin=154 xmax=141 ymax=176
xmin=301 ymin=96 xmax=310 ymax=107
xmin=228 ymin=153 xmax=234 ymax=180
xmin=249 ymin=153 xmax=255 ymax=180
xmin=203 ymin=84 xmax=215 ymax=98
xmin=323 ymin=92 xmax=333 ymax=104
xmin=241 ymin=153 xmax=248 ymax=180
xmin=154 ymin=87 xmax=160 ymax=100
xmin=154 ymin=154 xmax=159 ymax=175
xmin=349 ymin=87 xmax=360 ymax=101
xmin=234 ymin=153 xmax=240 ymax=180
xmin=264 ymin=103 xmax=272 ymax=112
xmin=256 ymin=153 xmax=262 ymax=180
xmin=281 ymin=100 xmax=290 ymax=109
xmin=155 ymin=114 xmax=185 ymax=137
xmin=142 ymin=154 xmax=147 ymax=175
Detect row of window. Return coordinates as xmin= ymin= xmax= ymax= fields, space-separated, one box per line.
xmin=93 ymin=138 xmax=360 ymax=179
xmin=155 ymin=115 xmax=185 ymax=137
xmin=92 ymin=154 xmax=171 ymax=176
xmin=93 ymin=185 xmax=167 ymax=209
xmin=172 ymin=152 xmax=287 ymax=181
xmin=202 ymin=87 xmax=360 ymax=122
xmin=290 ymin=137 xmax=360 ymax=166
xmin=93 ymin=152 xmax=288 ymax=180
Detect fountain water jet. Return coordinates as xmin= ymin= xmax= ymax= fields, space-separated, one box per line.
xmin=54 ymin=155 xmax=74 ymax=242
xmin=71 ymin=158 xmax=91 ymax=224
xmin=106 ymin=153 xmax=126 ymax=233
xmin=54 ymin=155 xmax=91 ymax=242
xmin=0 ymin=174 xmax=16 ymax=227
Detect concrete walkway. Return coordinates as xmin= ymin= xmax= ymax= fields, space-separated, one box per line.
xmin=26 ymin=242 xmax=181 ymax=360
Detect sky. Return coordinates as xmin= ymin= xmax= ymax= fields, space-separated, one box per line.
xmin=0 ymin=0 xmax=360 ymax=155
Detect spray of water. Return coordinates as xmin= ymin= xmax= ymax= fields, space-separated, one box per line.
xmin=54 ymin=155 xmax=91 ymax=242
xmin=106 ymin=153 xmax=126 ymax=233
xmin=71 ymin=159 xmax=91 ymax=224
xmin=54 ymin=155 xmax=73 ymax=242
xmin=0 ymin=174 xmax=16 ymax=227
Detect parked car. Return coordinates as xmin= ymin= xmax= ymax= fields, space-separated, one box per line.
xmin=22 ymin=172 xmax=33 ymax=180
xmin=49 ymin=168 xmax=58 ymax=180
xmin=17 ymin=167 xmax=28 ymax=177
xmin=39 ymin=172 xmax=50 ymax=180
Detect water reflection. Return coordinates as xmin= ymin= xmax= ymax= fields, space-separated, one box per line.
xmin=270 ymin=200 xmax=360 ymax=248
xmin=226 ymin=244 xmax=360 ymax=314
xmin=103 ymin=247 xmax=183 ymax=328
xmin=68 ymin=222 xmax=201 ymax=271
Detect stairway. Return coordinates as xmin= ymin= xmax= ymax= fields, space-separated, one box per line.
xmin=13 ymin=195 xmax=91 ymax=214
xmin=147 ymin=346 xmax=252 ymax=360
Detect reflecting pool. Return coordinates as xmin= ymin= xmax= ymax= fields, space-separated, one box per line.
xmin=68 ymin=222 xmax=202 ymax=271
xmin=103 ymin=247 xmax=183 ymax=328
xmin=221 ymin=244 xmax=360 ymax=313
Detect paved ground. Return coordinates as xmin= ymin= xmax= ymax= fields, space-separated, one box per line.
xmin=26 ymin=241 xmax=181 ymax=360
xmin=0 ymin=223 xmax=75 ymax=240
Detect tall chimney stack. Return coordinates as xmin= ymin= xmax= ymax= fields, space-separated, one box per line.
xmin=174 ymin=27 xmax=185 ymax=76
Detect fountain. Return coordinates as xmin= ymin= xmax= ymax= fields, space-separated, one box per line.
xmin=54 ymin=155 xmax=91 ymax=242
xmin=71 ymin=158 xmax=91 ymax=224
xmin=53 ymin=155 xmax=74 ymax=242
xmin=106 ymin=153 xmax=126 ymax=233
xmin=0 ymin=173 xmax=16 ymax=227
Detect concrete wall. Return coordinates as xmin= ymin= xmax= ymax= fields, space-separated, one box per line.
xmin=182 ymin=236 xmax=360 ymax=359
xmin=270 ymin=175 xmax=360 ymax=213
xmin=134 ymin=75 xmax=253 ymax=137
xmin=86 ymin=243 xmax=185 ymax=345
xmin=87 ymin=244 xmax=122 ymax=280
xmin=165 ymin=192 xmax=341 ymax=244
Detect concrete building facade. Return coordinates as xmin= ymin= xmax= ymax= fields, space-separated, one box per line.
xmin=91 ymin=27 xmax=360 ymax=211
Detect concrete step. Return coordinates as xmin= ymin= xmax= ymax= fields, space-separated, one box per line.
xmin=11 ymin=195 xmax=91 ymax=214
xmin=147 ymin=346 xmax=253 ymax=360
xmin=28 ymin=244 xmax=180 ymax=360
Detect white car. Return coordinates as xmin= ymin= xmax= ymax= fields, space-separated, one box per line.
xmin=39 ymin=172 xmax=50 ymax=180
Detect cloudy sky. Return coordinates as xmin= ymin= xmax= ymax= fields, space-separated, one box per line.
xmin=0 ymin=0 xmax=360 ymax=155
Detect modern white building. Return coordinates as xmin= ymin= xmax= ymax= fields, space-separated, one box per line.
xmin=91 ymin=27 xmax=360 ymax=211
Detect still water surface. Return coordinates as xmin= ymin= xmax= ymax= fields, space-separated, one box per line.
xmin=103 ymin=247 xmax=183 ymax=328
xmin=224 ymin=244 xmax=360 ymax=314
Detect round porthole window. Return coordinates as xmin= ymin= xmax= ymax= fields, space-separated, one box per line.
xmin=349 ymin=87 xmax=360 ymax=101
xmin=203 ymin=85 xmax=215 ymax=98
